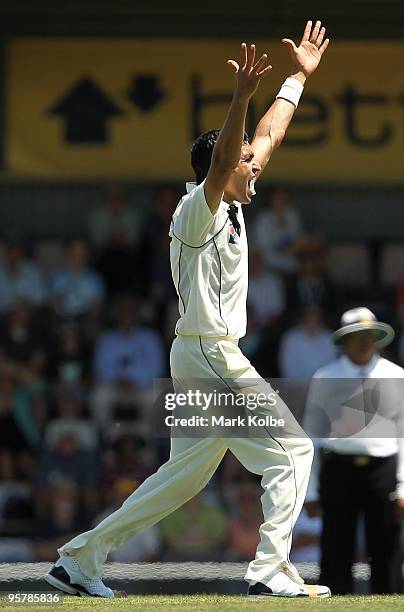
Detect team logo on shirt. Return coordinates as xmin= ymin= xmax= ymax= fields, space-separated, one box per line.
xmin=229 ymin=223 xmax=239 ymax=244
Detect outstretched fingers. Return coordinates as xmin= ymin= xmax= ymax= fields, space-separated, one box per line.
xmin=227 ymin=59 xmax=239 ymax=74
xmin=227 ymin=42 xmax=246 ymax=74
xmin=303 ymin=19 xmax=330 ymax=53
xmin=253 ymin=52 xmax=268 ymax=73
xmin=228 ymin=43 xmax=272 ymax=80
xmin=258 ymin=62 xmax=273 ymax=77
xmin=246 ymin=44 xmax=256 ymax=70
xmin=301 ymin=20 xmax=312 ymax=43
xmin=310 ymin=20 xmax=321 ymax=43
xmin=316 ymin=26 xmax=326 ymax=47
xmin=240 ymin=42 xmax=248 ymax=70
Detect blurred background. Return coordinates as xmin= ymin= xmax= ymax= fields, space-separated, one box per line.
xmin=0 ymin=0 xmax=403 ymax=574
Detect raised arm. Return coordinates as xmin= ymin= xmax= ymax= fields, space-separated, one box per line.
xmin=205 ymin=43 xmax=272 ymax=213
xmin=251 ymin=20 xmax=330 ymax=174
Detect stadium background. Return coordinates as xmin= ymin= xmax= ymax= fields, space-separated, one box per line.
xmin=0 ymin=0 xmax=403 ymax=586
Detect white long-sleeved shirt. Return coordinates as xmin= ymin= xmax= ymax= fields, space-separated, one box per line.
xmin=304 ymin=353 xmax=404 ymax=500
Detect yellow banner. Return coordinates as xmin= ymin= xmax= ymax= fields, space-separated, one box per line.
xmin=6 ymin=38 xmax=404 ymax=181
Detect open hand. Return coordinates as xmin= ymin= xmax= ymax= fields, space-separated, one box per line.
xmin=282 ymin=20 xmax=329 ymax=78
xmin=227 ymin=43 xmax=272 ymax=101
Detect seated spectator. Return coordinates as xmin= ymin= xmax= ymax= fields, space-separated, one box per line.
xmin=101 ymin=434 xmax=153 ymax=499
xmin=160 ymin=493 xmax=227 ymax=561
xmin=34 ymin=482 xmax=87 ymax=561
xmin=0 ymin=370 xmax=43 ymax=482
xmin=0 ymin=477 xmax=35 ymax=561
xmin=93 ymin=479 xmax=160 ymax=562
xmin=0 ymin=480 xmax=33 ymax=523
xmin=279 ymin=306 xmax=337 ymax=379
xmin=0 ymin=302 xmax=48 ymax=449
xmin=248 ymin=249 xmax=285 ymax=327
xmin=50 ymin=239 xmax=105 ymax=320
xmin=44 ymin=388 xmax=98 ymax=454
xmin=89 ymin=185 xmax=141 ymax=295
xmin=34 ymin=429 xmax=98 ymax=520
xmin=47 ymin=321 xmax=91 ymax=386
xmin=0 ymin=236 xmax=47 ymax=313
xmin=91 ymin=295 xmax=165 ymax=431
xmin=252 ymin=186 xmax=302 ymax=274
xmin=89 ymin=184 xmax=140 ymax=251
xmin=0 ymin=301 xmax=47 ymax=385
xmin=226 ymin=482 xmax=262 ymax=561
xmin=285 ymin=238 xmax=339 ymax=327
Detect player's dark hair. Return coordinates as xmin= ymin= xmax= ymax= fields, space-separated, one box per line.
xmin=191 ymin=129 xmax=249 ymax=185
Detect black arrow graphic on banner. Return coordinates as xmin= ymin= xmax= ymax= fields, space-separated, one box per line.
xmin=48 ymin=77 xmax=123 ymax=144
xmin=127 ymin=75 xmax=165 ymax=112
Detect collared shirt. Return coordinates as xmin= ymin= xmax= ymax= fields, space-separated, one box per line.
xmin=304 ymin=353 xmax=404 ymax=500
xmin=169 ymin=181 xmax=248 ymax=339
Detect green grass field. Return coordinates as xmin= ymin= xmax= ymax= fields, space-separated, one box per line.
xmin=1 ymin=594 xmax=403 ymax=612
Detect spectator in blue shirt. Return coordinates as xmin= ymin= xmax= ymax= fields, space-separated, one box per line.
xmin=0 ymin=238 xmax=47 ymax=313
xmin=279 ymin=305 xmax=337 ymax=379
xmin=91 ymin=295 xmax=165 ymax=432
xmin=50 ymin=239 xmax=105 ymax=320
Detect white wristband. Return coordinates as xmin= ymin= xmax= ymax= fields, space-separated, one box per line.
xmin=276 ymin=77 xmax=304 ymax=108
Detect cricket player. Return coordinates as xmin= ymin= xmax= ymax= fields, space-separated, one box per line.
xmin=46 ymin=21 xmax=330 ymax=598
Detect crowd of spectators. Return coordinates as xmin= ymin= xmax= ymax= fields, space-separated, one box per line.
xmin=0 ymin=183 xmax=401 ymax=565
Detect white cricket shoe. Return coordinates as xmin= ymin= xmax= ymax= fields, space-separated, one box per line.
xmin=247 ymin=570 xmax=331 ymax=598
xmin=45 ymin=555 xmax=114 ymax=598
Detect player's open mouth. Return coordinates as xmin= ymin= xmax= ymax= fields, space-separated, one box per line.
xmin=248 ymin=178 xmax=256 ymax=196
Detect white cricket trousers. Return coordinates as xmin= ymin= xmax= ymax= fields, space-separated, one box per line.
xmin=58 ymin=335 xmax=313 ymax=587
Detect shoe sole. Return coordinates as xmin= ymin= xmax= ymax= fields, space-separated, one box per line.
xmin=45 ymin=567 xmax=107 ymax=598
xmin=45 ymin=573 xmax=82 ymax=597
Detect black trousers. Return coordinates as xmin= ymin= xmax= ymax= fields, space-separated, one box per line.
xmin=319 ymin=451 xmax=403 ymax=594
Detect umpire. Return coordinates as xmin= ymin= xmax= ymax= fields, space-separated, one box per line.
xmin=304 ymin=307 xmax=404 ymax=594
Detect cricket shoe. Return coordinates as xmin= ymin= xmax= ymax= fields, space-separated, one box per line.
xmin=45 ymin=555 xmax=114 ymax=598
xmin=247 ymin=571 xmax=331 ymax=598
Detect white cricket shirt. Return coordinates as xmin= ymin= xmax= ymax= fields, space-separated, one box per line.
xmin=304 ymin=354 xmax=404 ymax=500
xmin=169 ymin=180 xmax=248 ymax=339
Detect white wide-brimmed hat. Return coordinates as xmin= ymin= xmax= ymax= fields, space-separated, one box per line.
xmin=332 ymin=307 xmax=395 ymax=348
